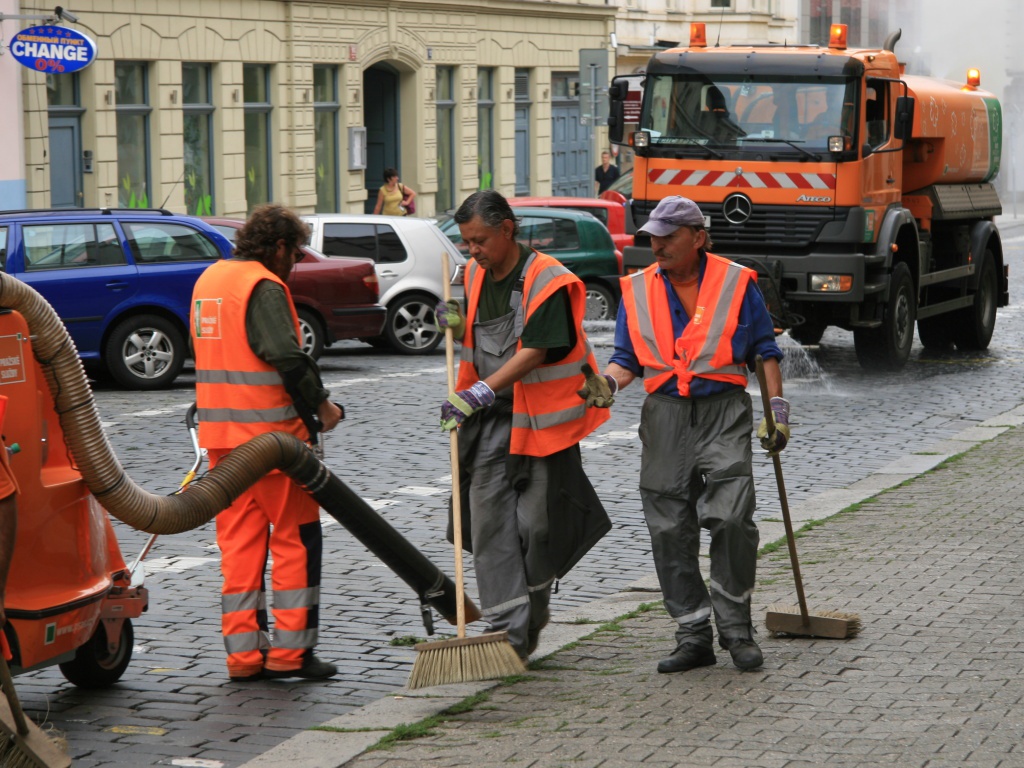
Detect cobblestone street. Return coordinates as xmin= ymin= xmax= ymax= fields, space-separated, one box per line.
xmin=12 ymin=222 xmax=1024 ymax=766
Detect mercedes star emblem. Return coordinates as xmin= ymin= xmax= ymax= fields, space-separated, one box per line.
xmin=722 ymin=193 xmax=752 ymax=225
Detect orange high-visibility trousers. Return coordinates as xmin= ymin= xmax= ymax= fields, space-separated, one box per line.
xmin=210 ymin=450 xmax=322 ymax=678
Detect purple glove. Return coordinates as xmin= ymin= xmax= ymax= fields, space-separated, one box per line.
xmin=440 ymin=380 xmax=495 ymax=430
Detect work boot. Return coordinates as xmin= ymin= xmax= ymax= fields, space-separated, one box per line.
xmin=656 ymin=643 xmax=716 ymax=674
xmin=526 ymin=610 xmax=551 ymax=657
xmin=264 ymin=656 xmax=338 ymax=680
xmin=229 ymin=669 xmax=264 ymax=683
xmin=719 ymin=636 xmax=763 ymax=671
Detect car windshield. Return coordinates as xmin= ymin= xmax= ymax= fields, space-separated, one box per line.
xmin=641 ymin=74 xmax=857 ymax=155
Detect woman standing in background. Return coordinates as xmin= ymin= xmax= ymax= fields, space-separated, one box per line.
xmin=373 ymin=168 xmax=417 ymax=216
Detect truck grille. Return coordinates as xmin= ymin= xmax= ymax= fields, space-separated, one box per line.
xmin=633 ymin=201 xmax=845 ymax=252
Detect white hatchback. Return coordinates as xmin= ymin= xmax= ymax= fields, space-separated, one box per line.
xmin=302 ymin=214 xmax=466 ymax=354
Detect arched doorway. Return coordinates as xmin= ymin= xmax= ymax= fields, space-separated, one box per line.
xmin=363 ymin=64 xmax=400 ymax=213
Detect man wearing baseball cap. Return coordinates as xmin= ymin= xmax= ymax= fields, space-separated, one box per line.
xmin=577 ymin=195 xmax=787 ymax=673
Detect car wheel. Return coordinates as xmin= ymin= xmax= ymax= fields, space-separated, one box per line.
xmin=104 ymin=314 xmax=186 ymax=390
xmin=853 ymin=262 xmax=915 ymax=371
xmin=584 ymin=281 xmax=616 ymax=321
xmin=297 ymin=307 xmax=326 ymax=359
xmin=59 ymin=619 xmax=134 ymax=689
xmin=384 ymin=293 xmax=442 ymax=354
xmin=952 ymin=250 xmax=997 ymax=351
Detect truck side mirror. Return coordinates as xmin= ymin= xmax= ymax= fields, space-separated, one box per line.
xmin=894 ymin=96 xmax=915 ymax=142
xmin=608 ymin=79 xmax=630 ymax=145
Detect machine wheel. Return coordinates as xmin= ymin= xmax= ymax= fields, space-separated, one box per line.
xmin=385 ymin=293 xmax=442 ymax=354
xmin=104 ymin=314 xmax=186 ymax=390
xmin=916 ymin=314 xmax=955 ymax=351
xmin=297 ymin=307 xmax=326 ymax=359
xmin=59 ymin=619 xmax=134 ymax=689
xmin=584 ymin=281 xmax=616 ymax=321
xmin=789 ymin=319 xmax=827 ymax=346
xmin=854 ymin=262 xmax=916 ymax=371
xmin=952 ymin=250 xmax=997 ymax=351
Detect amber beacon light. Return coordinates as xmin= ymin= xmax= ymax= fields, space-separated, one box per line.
xmin=967 ymin=68 xmax=981 ymax=88
xmin=829 ymin=24 xmax=848 ymax=50
xmin=690 ymin=22 xmax=707 ymax=48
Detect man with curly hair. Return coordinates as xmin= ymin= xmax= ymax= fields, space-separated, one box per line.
xmin=191 ymin=203 xmax=342 ymax=682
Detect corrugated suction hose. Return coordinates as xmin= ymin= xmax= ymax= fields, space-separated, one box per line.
xmin=0 ymin=272 xmax=477 ymax=626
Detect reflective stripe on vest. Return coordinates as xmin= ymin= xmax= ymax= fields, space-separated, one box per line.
xmin=621 ymin=253 xmax=753 ymax=397
xmin=191 ymin=260 xmax=307 ymax=449
xmin=457 ymin=252 xmax=609 ymax=457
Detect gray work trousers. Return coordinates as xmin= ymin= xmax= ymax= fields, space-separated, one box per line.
xmin=638 ymin=389 xmax=759 ymax=648
xmin=467 ymin=412 xmax=553 ymax=657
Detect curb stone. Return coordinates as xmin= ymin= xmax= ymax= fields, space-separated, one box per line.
xmin=238 ymin=402 xmax=1024 ymax=768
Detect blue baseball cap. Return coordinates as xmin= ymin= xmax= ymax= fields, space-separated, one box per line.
xmin=637 ymin=196 xmax=706 ymax=237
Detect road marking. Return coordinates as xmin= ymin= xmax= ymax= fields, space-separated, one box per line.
xmin=581 ymin=426 xmax=640 ymax=450
xmin=144 ymin=556 xmax=218 ymax=574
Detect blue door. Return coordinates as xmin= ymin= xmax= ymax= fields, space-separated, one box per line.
xmin=551 ymin=101 xmax=591 ymax=197
xmin=363 ymin=65 xmax=400 ymax=213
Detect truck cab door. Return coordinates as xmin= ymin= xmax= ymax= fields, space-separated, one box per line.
xmin=862 ymin=78 xmax=902 ymax=235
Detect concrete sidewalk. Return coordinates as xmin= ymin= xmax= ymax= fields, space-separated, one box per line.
xmin=244 ymin=410 xmax=1024 ymax=768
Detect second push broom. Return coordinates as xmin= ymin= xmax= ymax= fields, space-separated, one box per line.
xmin=407 ymin=254 xmax=526 ymax=689
xmin=755 ymin=355 xmax=861 ymax=640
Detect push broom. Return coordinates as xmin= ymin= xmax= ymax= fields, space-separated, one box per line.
xmin=0 ymin=638 xmax=70 ymax=768
xmin=755 ymin=356 xmax=860 ymax=640
xmin=406 ymin=255 xmax=525 ymax=689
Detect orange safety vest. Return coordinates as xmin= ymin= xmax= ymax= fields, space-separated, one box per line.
xmin=456 ymin=252 xmax=610 ymax=458
xmin=619 ymin=252 xmax=753 ymax=397
xmin=191 ymin=260 xmax=308 ymax=450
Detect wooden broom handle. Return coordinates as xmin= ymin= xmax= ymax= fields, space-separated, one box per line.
xmin=754 ymin=356 xmax=810 ymax=625
xmin=0 ymin=652 xmax=29 ymax=736
xmin=441 ymin=253 xmax=467 ymax=639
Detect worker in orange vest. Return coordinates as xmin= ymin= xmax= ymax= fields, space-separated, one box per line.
xmin=580 ymin=196 xmax=787 ymax=673
xmin=435 ymin=190 xmax=610 ymax=659
xmin=191 ymin=204 xmax=343 ymax=682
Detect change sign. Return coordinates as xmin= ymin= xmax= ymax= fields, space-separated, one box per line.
xmin=10 ymin=25 xmax=97 ymax=74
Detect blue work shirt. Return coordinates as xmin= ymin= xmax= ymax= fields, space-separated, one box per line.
xmin=609 ymin=255 xmax=783 ymax=398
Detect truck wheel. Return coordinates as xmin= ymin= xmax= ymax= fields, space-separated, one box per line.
xmin=853 ymin=262 xmax=915 ymax=371
xmin=584 ymin=282 xmax=616 ymax=321
xmin=297 ymin=307 xmax=326 ymax=360
xmin=952 ymin=251 xmax=997 ymax=351
xmin=789 ymin=320 xmax=826 ymax=346
xmin=104 ymin=314 xmax=186 ymax=390
xmin=916 ymin=314 xmax=955 ymax=351
xmin=59 ymin=619 xmax=134 ymax=689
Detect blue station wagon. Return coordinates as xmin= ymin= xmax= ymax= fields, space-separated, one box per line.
xmin=0 ymin=208 xmax=233 ymax=389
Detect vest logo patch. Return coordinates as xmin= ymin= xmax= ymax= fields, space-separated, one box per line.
xmin=194 ymin=298 xmax=222 ymax=339
xmin=692 ymin=306 xmax=705 ymax=324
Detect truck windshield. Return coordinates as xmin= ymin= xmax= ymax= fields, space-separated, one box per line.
xmin=641 ymin=74 xmax=857 ymax=155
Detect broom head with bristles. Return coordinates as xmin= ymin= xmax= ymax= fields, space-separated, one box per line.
xmin=408 ymin=631 xmax=526 ymax=689
xmin=765 ymin=603 xmax=861 ymax=639
xmin=0 ymin=696 xmax=71 ymax=768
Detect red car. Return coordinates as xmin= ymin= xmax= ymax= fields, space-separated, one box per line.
xmin=204 ymin=218 xmax=386 ymax=358
xmin=508 ymin=196 xmax=633 ymax=256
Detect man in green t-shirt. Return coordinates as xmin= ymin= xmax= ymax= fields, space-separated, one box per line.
xmin=435 ymin=190 xmax=608 ymax=659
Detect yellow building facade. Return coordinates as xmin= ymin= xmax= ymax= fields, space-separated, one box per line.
xmin=18 ymin=0 xmax=616 ymax=217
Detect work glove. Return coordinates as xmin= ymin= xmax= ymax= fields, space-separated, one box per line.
xmin=434 ymin=299 xmax=465 ymax=336
xmin=576 ymin=363 xmax=617 ymax=408
xmin=756 ymin=397 xmax=791 ymax=454
xmin=440 ymin=380 xmax=495 ymax=431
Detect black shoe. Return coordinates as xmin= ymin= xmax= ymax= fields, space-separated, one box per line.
xmin=229 ymin=670 xmax=264 ymax=683
xmin=656 ymin=644 xmax=716 ymax=674
xmin=720 ymin=637 xmax=763 ymax=670
xmin=264 ymin=656 xmax=338 ymax=680
xmin=526 ymin=612 xmax=551 ymax=657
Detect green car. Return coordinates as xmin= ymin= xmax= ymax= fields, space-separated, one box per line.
xmin=437 ymin=207 xmax=622 ymax=321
